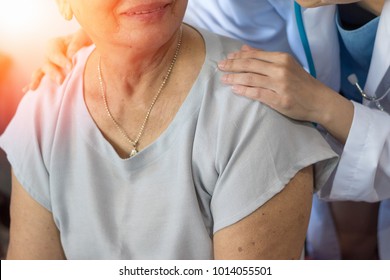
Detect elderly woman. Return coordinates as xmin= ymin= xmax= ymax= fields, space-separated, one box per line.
xmin=0 ymin=0 xmax=337 ymax=259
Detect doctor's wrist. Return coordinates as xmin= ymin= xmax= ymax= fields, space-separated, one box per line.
xmin=315 ymin=89 xmax=354 ymax=144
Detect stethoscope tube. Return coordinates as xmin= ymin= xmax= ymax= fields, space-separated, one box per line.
xmin=294 ymin=2 xmax=317 ymax=78
xmin=295 ymin=2 xmax=389 ymax=112
xmin=348 ymin=74 xmax=388 ymax=111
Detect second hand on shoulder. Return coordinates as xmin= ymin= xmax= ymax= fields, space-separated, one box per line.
xmin=26 ymin=28 xmax=92 ymax=92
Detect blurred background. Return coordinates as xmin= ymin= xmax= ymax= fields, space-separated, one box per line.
xmin=0 ymin=0 xmax=79 ymax=258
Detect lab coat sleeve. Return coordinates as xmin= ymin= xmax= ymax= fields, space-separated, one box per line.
xmin=320 ymin=102 xmax=390 ymax=202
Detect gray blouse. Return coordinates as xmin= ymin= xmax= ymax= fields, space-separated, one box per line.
xmin=0 ymin=27 xmax=338 ymax=259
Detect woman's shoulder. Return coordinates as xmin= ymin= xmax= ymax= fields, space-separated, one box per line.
xmin=16 ymin=46 xmax=92 ymax=126
xmin=0 ymin=45 xmax=92 ymax=156
xmin=195 ymin=26 xmax=243 ymax=61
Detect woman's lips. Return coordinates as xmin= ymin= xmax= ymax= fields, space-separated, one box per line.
xmin=121 ymin=2 xmax=171 ymax=16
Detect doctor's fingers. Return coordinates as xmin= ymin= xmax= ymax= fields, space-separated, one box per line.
xmin=219 ymin=55 xmax=300 ymax=82
xmin=232 ymin=84 xmax=313 ymax=122
xmin=218 ymin=56 xmax=278 ymax=78
xmin=221 ymin=72 xmax=278 ymax=92
xmin=46 ymin=37 xmax=73 ymax=71
xmin=231 ymin=85 xmax=281 ymax=108
xmin=23 ymin=69 xmax=45 ymax=92
xmin=220 ymin=59 xmax=302 ymax=93
xmin=41 ymin=61 xmax=67 ymax=85
xmin=65 ymin=29 xmax=93 ymax=59
xmin=227 ymin=46 xmax=297 ymax=66
xmin=25 ymin=61 xmax=66 ymax=92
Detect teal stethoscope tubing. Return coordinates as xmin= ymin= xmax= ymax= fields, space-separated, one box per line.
xmin=294 ymin=2 xmax=388 ymax=112
xmin=294 ymin=2 xmax=317 ymax=78
xmin=294 ymin=2 xmax=320 ymax=123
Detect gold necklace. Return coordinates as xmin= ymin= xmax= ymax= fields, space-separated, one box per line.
xmin=97 ymin=28 xmax=182 ymax=158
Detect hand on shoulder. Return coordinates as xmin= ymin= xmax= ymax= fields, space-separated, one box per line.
xmin=24 ymin=29 xmax=92 ymax=92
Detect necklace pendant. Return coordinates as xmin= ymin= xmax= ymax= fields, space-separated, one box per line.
xmin=129 ymin=148 xmax=138 ymax=158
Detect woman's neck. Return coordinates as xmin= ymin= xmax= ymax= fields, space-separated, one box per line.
xmin=92 ymin=27 xmax=182 ymax=103
xmin=82 ymin=25 xmax=205 ymax=157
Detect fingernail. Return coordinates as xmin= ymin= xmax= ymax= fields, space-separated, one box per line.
xmin=221 ymin=75 xmax=228 ymax=83
xmin=218 ymin=60 xmax=227 ymax=69
xmin=227 ymin=53 xmax=235 ymax=59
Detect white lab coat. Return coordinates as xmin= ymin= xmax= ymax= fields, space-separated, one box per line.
xmin=184 ymin=0 xmax=293 ymax=53
xmin=184 ymin=0 xmax=390 ymax=259
xmin=294 ymin=1 xmax=390 ymax=260
xmin=296 ymin=2 xmax=390 ymax=203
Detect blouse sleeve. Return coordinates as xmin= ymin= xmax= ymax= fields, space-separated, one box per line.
xmin=0 ymin=80 xmax=61 ymax=212
xmin=210 ymin=104 xmax=338 ymax=233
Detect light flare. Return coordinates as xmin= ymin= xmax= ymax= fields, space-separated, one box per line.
xmin=0 ymin=0 xmax=48 ymax=37
xmin=0 ymin=0 xmax=78 ymax=80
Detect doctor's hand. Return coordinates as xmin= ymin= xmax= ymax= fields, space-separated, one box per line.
xmin=218 ymin=45 xmax=331 ymax=123
xmin=218 ymin=45 xmax=354 ymax=143
xmin=24 ymin=28 xmax=92 ymax=92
